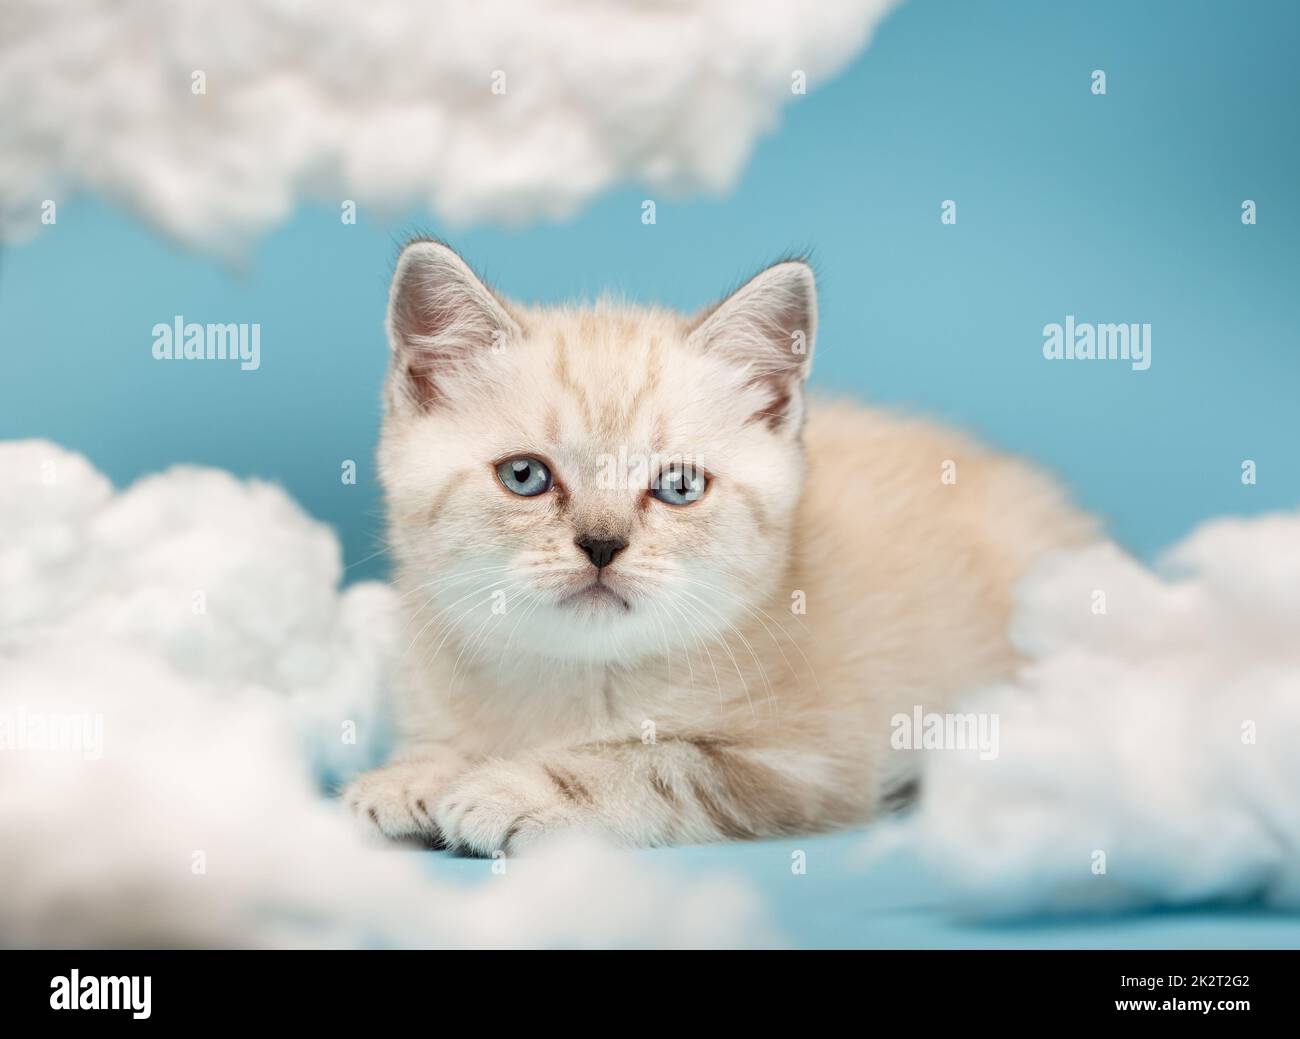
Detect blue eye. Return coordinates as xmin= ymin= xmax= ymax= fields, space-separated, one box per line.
xmin=496 ymin=457 xmax=552 ymax=497
xmin=652 ymin=466 xmax=707 ymax=506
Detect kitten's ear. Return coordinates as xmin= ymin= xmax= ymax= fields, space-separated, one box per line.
xmin=687 ymin=260 xmax=817 ymax=432
xmin=385 ymin=240 xmax=521 ymax=413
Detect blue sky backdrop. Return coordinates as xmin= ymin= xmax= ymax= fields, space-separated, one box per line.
xmin=3 ymin=0 xmax=1297 ymax=582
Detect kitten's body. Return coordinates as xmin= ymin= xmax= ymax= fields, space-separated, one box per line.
xmin=345 ymin=245 xmax=1093 ymax=853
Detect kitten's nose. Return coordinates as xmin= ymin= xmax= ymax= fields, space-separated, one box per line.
xmin=576 ymin=536 xmax=628 ymax=569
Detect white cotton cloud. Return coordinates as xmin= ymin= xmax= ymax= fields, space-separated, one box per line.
xmin=0 ymin=0 xmax=900 ymax=252
xmin=0 ymin=441 xmax=770 ymax=948
xmin=898 ymin=515 xmax=1300 ymax=917
xmin=0 ymin=439 xmax=395 ymax=784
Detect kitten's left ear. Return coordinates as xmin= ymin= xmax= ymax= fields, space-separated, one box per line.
xmin=687 ymin=260 xmax=817 ymax=432
xmin=385 ymin=240 xmax=522 ymax=414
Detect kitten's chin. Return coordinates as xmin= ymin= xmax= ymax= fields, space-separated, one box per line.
xmin=506 ymin=591 xmax=664 ymax=664
xmin=557 ymin=582 xmax=631 ymax=614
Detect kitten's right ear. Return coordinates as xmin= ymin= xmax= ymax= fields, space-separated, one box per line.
xmin=687 ymin=259 xmax=817 ymax=433
xmin=385 ymin=240 xmax=520 ymax=413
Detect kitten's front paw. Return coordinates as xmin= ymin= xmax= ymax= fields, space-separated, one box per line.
xmin=342 ymin=761 xmax=457 ymax=844
xmin=433 ymin=760 xmax=580 ymax=857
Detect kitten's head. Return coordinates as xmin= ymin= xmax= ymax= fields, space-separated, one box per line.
xmin=379 ymin=241 xmax=816 ymax=664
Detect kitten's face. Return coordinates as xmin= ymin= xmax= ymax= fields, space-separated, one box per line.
xmin=380 ymin=243 xmax=816 ymax=664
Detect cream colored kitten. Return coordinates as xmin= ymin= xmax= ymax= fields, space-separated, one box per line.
xmin=343 ymin=241 xmax=1094 ymax=854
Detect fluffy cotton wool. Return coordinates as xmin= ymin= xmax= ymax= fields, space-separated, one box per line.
xmin=0 ymin=0 xmax=900 ymax=252
xmin=896 ymin=516 xmax=1300 ymax=917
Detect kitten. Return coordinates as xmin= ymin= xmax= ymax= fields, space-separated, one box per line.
xmin=343 ymin=241 xmax=1094 ymax=854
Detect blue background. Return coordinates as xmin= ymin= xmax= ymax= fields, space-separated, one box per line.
xmin=3 ymin=0 xmax=1297 ymax=584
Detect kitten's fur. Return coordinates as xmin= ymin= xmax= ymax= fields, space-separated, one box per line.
xmin=344 ymin=241 xmax=1093 ymax=854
